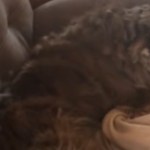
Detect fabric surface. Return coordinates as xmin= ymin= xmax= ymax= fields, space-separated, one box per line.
xmin=30 ymin=0 xmax=52 ymax=9
xmin=102 ymin=107 xmax=150 ymax=150
xmin=34 ymin=0 xmax=98 ymax=40
xmin=0 ymin=0 xmax=33 ymax=80
xmin=33 ymin=0 xmax=150 ymax=41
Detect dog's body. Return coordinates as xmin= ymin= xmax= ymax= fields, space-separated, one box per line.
xmin=13 ymin=4 xmax=150 ymax=108
xmin=1 ymin=1 xmax=150 ymax=150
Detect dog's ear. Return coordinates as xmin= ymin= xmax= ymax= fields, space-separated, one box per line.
xmin=11 ymin=63 xmax=49 ymax=99
xmin=11 ymin=57 xmax=99 ymax=98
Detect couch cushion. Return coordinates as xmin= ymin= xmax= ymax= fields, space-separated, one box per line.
xmin=30 ymin=0 xmax=52 ymax=9
xmin=34 ymin=0 xmax=98 ymax=41
xmin=0 ymin=0 xmax=33 ymax=80
xmin=34 ymin=0 xmax=150 ymax=41
xmin=102 ymin=107 xmax=150 ymax=150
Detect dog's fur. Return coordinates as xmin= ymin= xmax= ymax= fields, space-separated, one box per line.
xmin=1 ymin=2 xmax=150 ymax=150
xmin=13 ymin=4 xmax=150 ymax=107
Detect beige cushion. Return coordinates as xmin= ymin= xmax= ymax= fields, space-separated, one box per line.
xmin=102 ymin=108 xmax=150 ymax=150
xmin=0 ymin=0 xmax=33 ymax=80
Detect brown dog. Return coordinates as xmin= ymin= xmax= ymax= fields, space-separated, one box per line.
xmin=1 ymin=3 xmax=150 ymax=150
xmin=13 ymin=4 xmax=150 ymax=107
